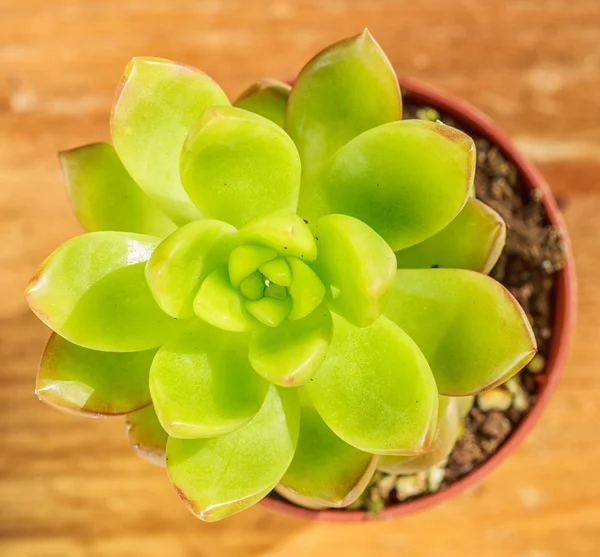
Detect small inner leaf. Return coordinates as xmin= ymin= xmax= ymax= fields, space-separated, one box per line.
xmin=395 ymin=199 xmax=506 ymax=274
xmin=150 ymin=319 xmax=269 ymax=439
xmin=37 ymin=333 xmax=155 ymax=416
xmin=237 ymin=211 xmax=317 ymax=261
xmin=308 ymin=314 xmax=438 ymax=455
xmin=111 ymin=57 xmax=229 ymax=224
xmin=228 ymin=244 xmax=278 ymax=289
xmin=313 ymin=214 xmax=396 ymax=327
xmin=180 ymin=106 xmax=301 ymax=228
xmin=320 ymin=120 xmax=475 ymax=251
xmin=167 ymin=385 xmax=300 ymax=522
xmin=234 ymin=78 xmax=291 ymax=129
xmin=249 ymin=305 xmax=333 ymax=387
xmin=193 ymin=267 xmax=257 ymax=332
xmin=384 ymin=269 xmax=537 ymax=395
xmin=264 ymin=283 xmax=287 ymax=300
xmin=259 ymin=257 xmax=292 ymax=287
xmin=245 ymin=297 xmax=292 ymax=328
xmin=60 ymin=142 xmax=176 ymax=237
xmin=239 ymin=271 xmax=265 ymax=301
xmin=146 ymin=220 xmax=238 ymax=319
xmin=286 ymin=257 xmax=326 ymax=321
xmin=126 ymin=404 xmax=169 ymax=466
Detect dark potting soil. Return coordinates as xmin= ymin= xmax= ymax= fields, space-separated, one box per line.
xmin=349 ymin=98 xmax=567 ymax=515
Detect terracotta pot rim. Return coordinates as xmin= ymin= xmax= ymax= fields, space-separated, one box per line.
xmin=260 ymin=77 xmax=577 ymax=522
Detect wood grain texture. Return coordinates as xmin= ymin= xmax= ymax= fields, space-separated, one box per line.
xmin=0 ymin=1 xmax=598 ymax=555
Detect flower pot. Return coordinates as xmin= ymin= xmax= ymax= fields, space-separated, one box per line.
xmin=260 ymin=77 xmax=577 ymax=521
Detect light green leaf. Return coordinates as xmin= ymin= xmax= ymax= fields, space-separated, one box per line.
xmin=320 ymin=120 xmax=475 ymax=251
xmin=288 ymin=30 xmax=401 ymax=222
xmin=150 ymin=319 xmax=268 ymax=439
xmin=237 ymin=210 xmax=317 ymax=261
xmin=395 ymin=199 xmax=506 ymax=273
xmin=378 ymin=396 xmax=460 ymax=474
xmin=245 ymin=297 xmax=291 ymax=327
xmin=249 ymin=305 xmax=332 ymax=386
xmin=228 ymin=244 xmax=277 ymax=289
xmin=111 ymin=57 xmax=229 ymax=224
xmin=240 ymin=272 xmax=265 ymax=301
xmin=180 ymin=106 xmax=301 ymax=228
xmin=384 ymin=269 xmax=537 ymax=395
xmin=286 ymin=257 xmax=326 ymax=320
xmin=234 ymin=78 xmax=291 ymax=129
xmin=167 ymin=385 xmax=300 ymax=522
xmin=193 ymin=267 xmax=257 ymax=332
xmin=259 ymin=257 xmax=292 ymax=287
xmin=308 ymin=314 xmax=438 ymax=455
xmin=313 ymin=214 xmax=396 ymax=327
xmin=25 ymin=232 xmax=175 ymax=351
xmin=146 ymin=220 xmax=237 ymax=319
xmin=280 ymin=395 xmax=377 ymax=507
xmin=126 ymin=404 xmax=169 ymax=466
xmin=60 ymin=142 xmax=176 ymax=237
xmin=36 ymin=333 xmax=155 ymax=416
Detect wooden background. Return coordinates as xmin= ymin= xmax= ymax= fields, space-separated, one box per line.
xmin=1 ymin=1 xmax=599 ymax=555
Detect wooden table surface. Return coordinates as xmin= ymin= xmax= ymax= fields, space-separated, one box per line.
xmin=1 ymin=1 xmax=599 ymax=555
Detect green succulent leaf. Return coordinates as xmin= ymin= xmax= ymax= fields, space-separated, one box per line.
xmin=245 ymin=297 xmax=292 ymax=328
xmin=167 ymin=385 xmax=300 ymax=522
xmin=25 ymin=232 xmax=175 ymax=352
xmin=259 ymin=257 xmax=292 ymax=287
xmin=60 ymin=142 xmax=176 ymax=237
xmin=228 ymin=244 xmax=278 ymax=289
xmin=288 ymin=30 xmax=401 ymax=222
xmin=126 ymin=404 xmax=169 ymax=466
xmin=280 ymin=394 xmax=377 ymax=508
xmin=249 ymin=305 xmax=332 ymax=387
xmin=150 ymin=319 xmax=269 ymax=439
xmin=395 ymin=199 xmax=506 ymax=273
xmin=378 ymin=396 xmax=459 ymax=474
xmin=286 ymin=257 xmax=326 ymax=321
xmin=239 ymin=272 xmax=265 ymax=301
xmin=320 ymin=120 xmax=475 ymax=251
xmin=36 ymin=333 xmax=155 ymax=416
xmin=308 ymin=314 xmax=438 ymax=455
xmin=193 ymin=267 xmax=257 ymax=332
xmin=313 ymin=214 xmax=396 ymax=327
xmin=234 ymin=78 xmax=291 ymax=129
xmin=238 ymin=211 xmax=317 ymax=261
xmin=146 ymin=220 xmax=237 ymax=319
xmin=180 ymin=106 xmax=301 ymax=228
xmin=111 ymin=57 xmax=229 ymax=224
xmin=384 ymin=269 xmax=537 ymax=395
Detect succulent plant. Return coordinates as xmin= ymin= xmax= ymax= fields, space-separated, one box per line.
xmin=25 ymin=30 xmax=536 ymax=521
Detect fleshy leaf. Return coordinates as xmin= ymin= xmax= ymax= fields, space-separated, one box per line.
xmin=384 ymin=269 xmax=537 ymax=395
xmin=167 ymin=385 xmax=300 ymax=522
xmin=150 ymin=319 xmax=269 ymax=439
xmin=234 ymin=79 xmax=290 ymax=129
xmin=245 ymin=297 xmax=292 ymax=327
xmin=308 ymin=314 xmax=438 ymax=455
xmin=25 ymin=232 xmax=175 ymax=352
xmin=378 ymin=396 xmax=459 ymax=474
xmin=264 ymin=283 xmax=287 ymax=300
xmin=288 ymin=30 xmax=401 ymax=223
xmin=126 ymin=404 xmax=168 ymax=466
xmin=280 ymin=394 xmax=377 ymax=507
xmin=395 ymin=199 xmax=506 ymax=274
xmin=313 ymin=214 xmax=396 ymax=327
xmin=193 ymin=267 xmax=257 ymax=332
xmin=228 ymin=244 xmax=277 ymax=289
xmin=249 ymin=305 xmax=332 ymax=386
xmin=60 ymin=142 xmax=176 ymax=237
xmin=237 ymin=211 xmax=317 ymax=261
xmin=111 ymin=57 xmax=229 ymax=224
xmin=37 ymin=333 xmax=155 ymax=416
xmin=146 ymin=220 xmax=237 ymax=318
xmin=320 ymin=120 xmax=475 ymax=251
xmin=286 ymin=257 xmax=326 ymax=320
xmin=259 ymin=257 xmax=292 ymax=287
xmin=180 ymin=106 xmax=301 ymax=228
xmin=240 ymin=272 xmax=264 ymax=301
